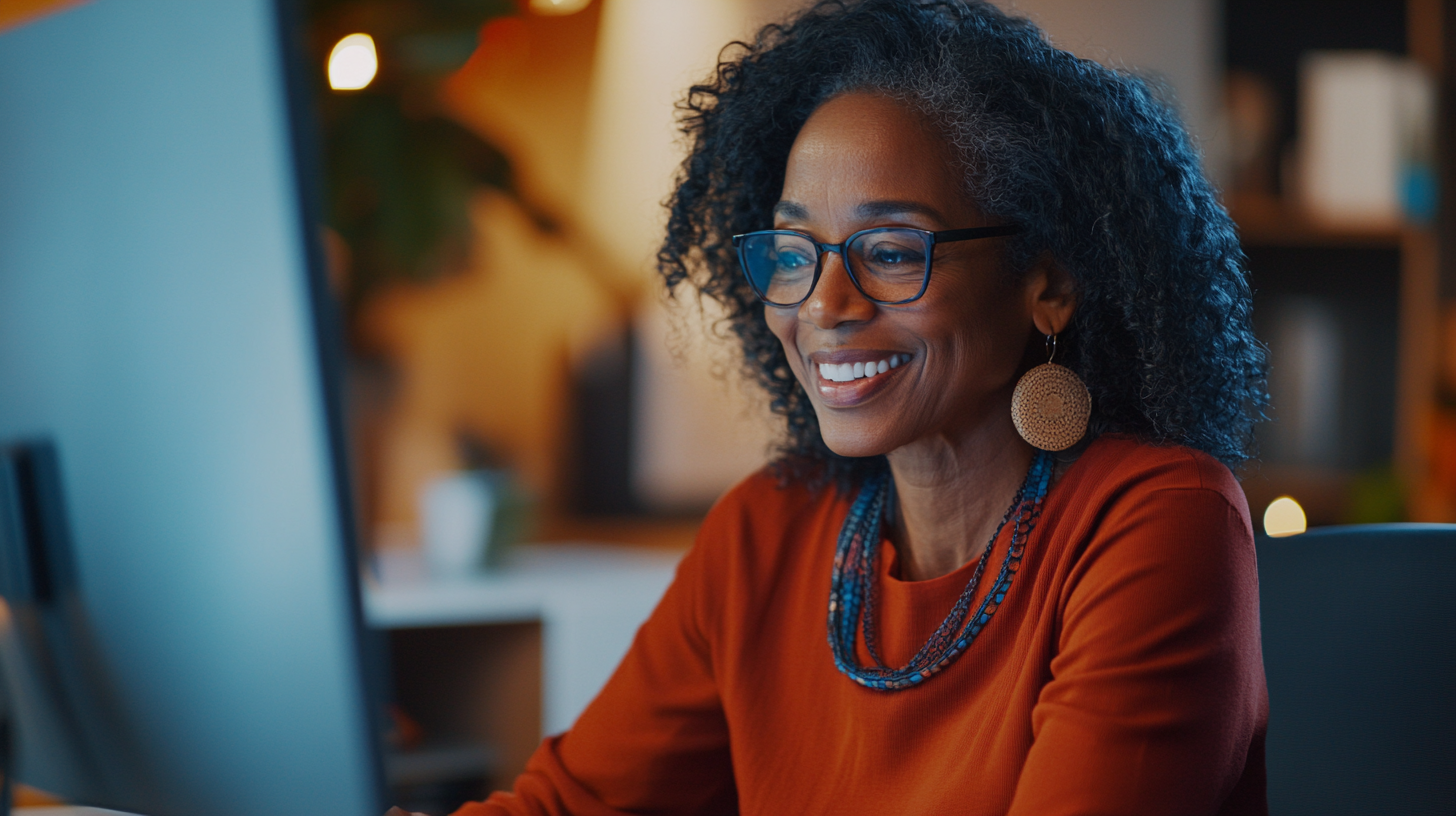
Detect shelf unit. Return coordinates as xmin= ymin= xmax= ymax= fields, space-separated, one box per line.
xmin=1226 ymin=191 xmax=1441 ymax=524
xmin=367 ymin=544 xmax=683 ymax=805
xmin=1222 ymin=0 xmax=1450 ymax=523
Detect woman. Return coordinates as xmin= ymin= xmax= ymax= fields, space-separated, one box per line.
xmin=456 ymin=1 xmax=1269 ymax=813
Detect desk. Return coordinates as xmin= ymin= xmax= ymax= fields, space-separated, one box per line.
xmin=366 ymin=544 xmax=683 ymax=738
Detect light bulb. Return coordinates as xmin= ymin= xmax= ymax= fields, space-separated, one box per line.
xmin=1263 ymin=496 xmax=1307 ymax=538
xmin=328 ymin=33 xmax=378 ymax=91
xmin=529 ymin=0 xmax=592 ymax=15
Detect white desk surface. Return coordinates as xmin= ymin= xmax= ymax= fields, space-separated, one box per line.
xmin=365 ymin=543 xmax=684 ymax=629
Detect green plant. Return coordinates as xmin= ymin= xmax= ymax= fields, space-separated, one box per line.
xmin=309 ymin=0 xmax=517 ymax=310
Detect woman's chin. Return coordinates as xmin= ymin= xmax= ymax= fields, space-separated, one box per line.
xmin=817 ymin=427 xmax=900 ymax=460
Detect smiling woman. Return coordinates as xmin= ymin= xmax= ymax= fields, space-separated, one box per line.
xmin=447 ymin=1 xmax=1270 ymax=815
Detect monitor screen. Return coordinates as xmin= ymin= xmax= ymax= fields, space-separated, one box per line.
xmin=0 ymin=0 xmax=383 ymax=813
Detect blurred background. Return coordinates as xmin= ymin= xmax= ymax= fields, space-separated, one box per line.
xmin=296 ymin=0 xmax=1456 ymax=557
xmin=4 ymin=0 xmax=1456 ymax=810
xmin=295 ymin=0 xmax=1456 ymax=556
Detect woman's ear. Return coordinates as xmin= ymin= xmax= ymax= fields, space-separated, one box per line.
xmin=1024 ymin=252 xmax=1077 ymax=337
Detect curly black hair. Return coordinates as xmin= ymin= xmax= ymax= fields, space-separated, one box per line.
xmin=657 ymin=0 xmax=1268 ymax=489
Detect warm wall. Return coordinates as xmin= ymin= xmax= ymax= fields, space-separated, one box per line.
xmin=359 ymin=6 xmax=618 ymax=541
xmin=359 ymin=192 xmax=616 ymax=540
xmin=0 ymin=0 xmax=87 ymax=32
xmin=364 ymin=0 xmax=794 ymax=540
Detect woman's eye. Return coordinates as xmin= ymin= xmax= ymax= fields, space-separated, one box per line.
xmin=776 ymin=249 xmax=814 ymax=270
xmin=867 ymin=244 xmax=923 ymax=266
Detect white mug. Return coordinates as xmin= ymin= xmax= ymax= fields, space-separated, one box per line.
xmin=420 ymin=472 xmax=497 ymax=580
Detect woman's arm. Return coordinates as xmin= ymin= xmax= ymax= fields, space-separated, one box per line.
xmin=1008 ymin=484 xmax=1267 ymax=816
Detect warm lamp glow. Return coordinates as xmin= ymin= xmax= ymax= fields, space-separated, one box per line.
xmin=1263 ymin=496 xmax=1308 ymax=537
xmin=529 ymin=0 xmax=592 ymax=15
xmin=328 ymin=33 xmax=378 ymax=91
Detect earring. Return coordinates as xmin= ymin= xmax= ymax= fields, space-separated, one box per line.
xmin=1011 ymin=334 xmax=1090 ymax=451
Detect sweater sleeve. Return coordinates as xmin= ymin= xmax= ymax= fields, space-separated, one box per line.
xmin=1008 ymin=484 xmax=1267 ymax=816
xmin=451 ymin=510 xmax=737 ymax=816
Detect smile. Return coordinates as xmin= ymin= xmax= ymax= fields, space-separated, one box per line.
xmin=810 ymin=351 xmax=912 ymax=408
xmin=816 ymin=353 xmax=909 ymax=383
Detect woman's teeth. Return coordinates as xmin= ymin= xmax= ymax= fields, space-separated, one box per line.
xmin=817 ymin=354 xmax=906 ymax=383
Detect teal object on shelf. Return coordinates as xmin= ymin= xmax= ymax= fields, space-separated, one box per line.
xmin=1400 ymin=162 xmax=1438 ymax=225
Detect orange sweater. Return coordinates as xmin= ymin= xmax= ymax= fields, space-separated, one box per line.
xmin=457 ymin=436 xmax=1268 ymax=815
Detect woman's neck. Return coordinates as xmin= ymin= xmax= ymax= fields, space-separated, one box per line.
xmin=886 ymin=416 xmax=1035 ymax=582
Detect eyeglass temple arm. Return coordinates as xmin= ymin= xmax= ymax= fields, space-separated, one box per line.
xmin=932 ymin=224 xmax=1023 ymax=243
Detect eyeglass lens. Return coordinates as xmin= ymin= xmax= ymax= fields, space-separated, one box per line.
xmin=739 ymin=228 xmax=932 ymax=305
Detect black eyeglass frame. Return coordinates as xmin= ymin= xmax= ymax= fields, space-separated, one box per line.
xmin=730 ymin=224 xmax=1024 ymax=307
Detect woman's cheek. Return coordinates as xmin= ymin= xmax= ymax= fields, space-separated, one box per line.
xmin=764 ymin=310 xmax=802 ymax=376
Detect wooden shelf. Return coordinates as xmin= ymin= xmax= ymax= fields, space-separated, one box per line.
xmin=1225 ymin=192 xmax=1406 ymax=248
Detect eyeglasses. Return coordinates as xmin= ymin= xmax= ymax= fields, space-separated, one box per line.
xmin=731 ymin=224 xmax=1023 ymax=307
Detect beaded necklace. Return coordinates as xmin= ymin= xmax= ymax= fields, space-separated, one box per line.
xmin=827 ymin=449 xmax=1054 ymax=690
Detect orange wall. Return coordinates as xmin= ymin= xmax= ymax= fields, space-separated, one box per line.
xmin=0 ymin=0 xmax=87 ymax=32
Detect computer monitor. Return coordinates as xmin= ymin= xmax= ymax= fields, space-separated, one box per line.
xmin=0 ymin=0 xmax=384 ymax=814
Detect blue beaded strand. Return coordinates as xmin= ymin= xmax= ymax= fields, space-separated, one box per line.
xmin=827 ymin=450 xmax=1053 ymax=690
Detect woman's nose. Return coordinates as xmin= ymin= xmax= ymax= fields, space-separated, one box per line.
xmin=801 ymin=251 xmax=875 ymax=329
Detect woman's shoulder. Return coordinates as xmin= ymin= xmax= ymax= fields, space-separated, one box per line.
xmin=1069 ymin=434 xmax=1247 ymax=514
xmin=672 ymin=465 xmax=843 ymax=619
xmin=716 ymin=464 xmax=801 ymax=504
xmin=1043 ymin=438 xmax=1263 ymax=681
xmin=683 ymin=464 xmax=848 ymax=577
xmin=710 ymin=463 xmax=837 ymax=514
xmin=700 ymin=464 xmax=841 ymax=543
xmin=1044 ymin=434 xmax=1255 ymax=567
xmin=1045 ymin=435 xmax=1256 ymax=590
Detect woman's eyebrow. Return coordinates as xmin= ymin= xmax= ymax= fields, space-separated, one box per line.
xmin=772 ymin=201 xmax=809 ymax=220
xmin=856 ymin=200 xmax=946 ymax=221
xmin=773 ymin=200 xmax=948 ymax=222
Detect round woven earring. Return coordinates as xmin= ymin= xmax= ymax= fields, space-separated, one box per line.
xmin=1011 ymin=334 xmax=1090 ymax=451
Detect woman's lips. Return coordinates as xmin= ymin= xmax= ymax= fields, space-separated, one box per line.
xmin=812 ymin=352 xmax=911 ymax=407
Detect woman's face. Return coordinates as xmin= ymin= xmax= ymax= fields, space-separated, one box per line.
xmin=765 ymin=92 xmax=1039 ymax=458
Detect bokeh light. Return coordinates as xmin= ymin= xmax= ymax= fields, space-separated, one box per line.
xmin=328 ymin=33 xmax=377 ymax=91
xmin=1263 ymin=496 xmax=1308 ymax=537
xmin=529 ymin=0 xmax=592 ymax=16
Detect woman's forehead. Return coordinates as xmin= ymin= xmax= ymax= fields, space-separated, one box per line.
xmin=779 ymin=93 xmax=972 ymax=224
